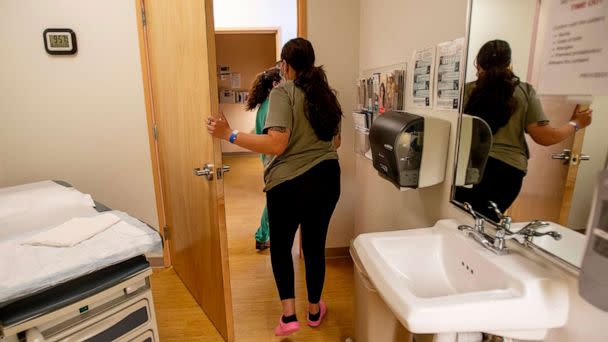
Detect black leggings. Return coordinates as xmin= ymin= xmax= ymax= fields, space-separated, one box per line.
xmin=455 ymin=157 xmax=525 ymax=222
xmin=266 ymin=159 xmax=340 ymax=303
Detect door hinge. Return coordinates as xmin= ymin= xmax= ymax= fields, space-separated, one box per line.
xmin=163 ymin=225 xmax=170 ymax=240
xmin=153 ymin=123 xmax=158 ymax=141
xmin=141 ymin=6 xmax=147 ymax=26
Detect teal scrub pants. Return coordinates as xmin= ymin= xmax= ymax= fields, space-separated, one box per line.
xmin=255 ymin=206 xmax=270 ymax=243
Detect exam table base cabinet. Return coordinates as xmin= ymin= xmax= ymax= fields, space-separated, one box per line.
xmin=1 ymin=270 xmax=159 ymax=342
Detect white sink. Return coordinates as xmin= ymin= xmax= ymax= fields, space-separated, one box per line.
xmin=352 ymin=219 xmax=569 ymax=340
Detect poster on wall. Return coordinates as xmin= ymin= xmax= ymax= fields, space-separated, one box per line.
xmin=230 ymin=73 xmax=241 ymax=89
xmin=411 ymin=47 xmax=435 ymax=108
xmin=434 ymin=38 xmax=464 ymax=111
xmin=537 ymin=0 xmax=608 ymax=95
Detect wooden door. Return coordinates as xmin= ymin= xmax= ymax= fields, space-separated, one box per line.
xmin=141 ymin=0 xmax=234 ymax=340
xmin=509 ymin=98 xmax=586 ymax=225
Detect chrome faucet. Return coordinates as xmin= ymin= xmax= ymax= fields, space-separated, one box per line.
xmin=459 ymin=202 xmax=562 ymax=255
xmin=458 ymin=203 xmax=496 ymax=253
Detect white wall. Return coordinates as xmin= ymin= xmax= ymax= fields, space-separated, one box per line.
xmin=356 ymin=0 xmax=468 ymax=238
xmin=308 ymin=0 xmax=360 ymax=248
xmin=0 ymin=0 xmax=158 ymax=228
xmin=213 ymin=0 xmax=297 ymax=48
xmin=465 ymin=0 xmax=537 ymax=82
xmin=356 ymin=0 xmax=608 ymax=341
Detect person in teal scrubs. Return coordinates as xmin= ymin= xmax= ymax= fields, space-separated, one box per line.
xmin=246 ymin=67 xmax=282 ymax=250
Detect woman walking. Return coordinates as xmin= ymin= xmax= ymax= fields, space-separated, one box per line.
xmin=207 ymin=37 xmax=342 ymax=336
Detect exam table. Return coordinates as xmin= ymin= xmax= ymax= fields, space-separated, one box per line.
xmin=0 ymin=181 xmax=162 ymax=341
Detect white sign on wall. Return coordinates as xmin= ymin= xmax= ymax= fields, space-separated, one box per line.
xmin=434 ymin=38 xmax=464 ymax=112
xmin=538 ymin=0 xmax=608 ymax=95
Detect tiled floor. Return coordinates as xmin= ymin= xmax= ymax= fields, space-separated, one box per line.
xmin=151 ymin=154 xmax=355 ymax=341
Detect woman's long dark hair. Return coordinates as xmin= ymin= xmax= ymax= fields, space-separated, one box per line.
xmin=464 ymin=40 xmax=520 ymax=134
xmin=281 ymin=38 xmax=342 ymax=141
xmin=246 ymin=68 xmax=281 ymax=111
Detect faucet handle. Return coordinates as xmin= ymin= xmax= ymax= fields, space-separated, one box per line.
xmin=488 ymin=201 xmax=505 ymax=219
xmin=463 ymin=202 xmax=479 ymax=219
xmin=463 ymin=202 xmax=485 ymax=231
xmin=534 ymin=231 xmax=562 ymax=240
xmin=488 ymin=201 xmax=512 ymax=228
xmin=521 ymin=220 xmax=549 ymax=231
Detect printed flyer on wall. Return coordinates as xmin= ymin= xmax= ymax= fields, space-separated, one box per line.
xmin=411 ymin=47 xmax=435 ymax=108
xmin=434 ymin=37 xmax=464 ymax=111
xmin=537 ymin=0 xmax=608 ymax=95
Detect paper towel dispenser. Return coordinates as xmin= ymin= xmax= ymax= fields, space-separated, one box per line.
xmin=369 ymin=111 xmax=451 ymax=189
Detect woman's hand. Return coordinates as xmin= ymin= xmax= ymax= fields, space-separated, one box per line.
xmin=570 ymin=105 xmax=593 ymax=129
xmin=206 ymin=113 xmax=232 ymax=141
xmin=527 ymin=105 xmax=594 ymax=146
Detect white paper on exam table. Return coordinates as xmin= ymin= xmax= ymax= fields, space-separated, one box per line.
xmin=23 ymin=213 xmax=121 ymax=247
xmin=0 ymin=210 xmax=162 ymax=304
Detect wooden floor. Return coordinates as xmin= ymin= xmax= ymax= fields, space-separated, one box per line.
xmin=151 ymin=154 xmax=355 ymax=341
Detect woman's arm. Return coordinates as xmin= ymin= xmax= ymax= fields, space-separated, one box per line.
xmin=207 ymin=115 xmax=290 ymax=155
xmin=527 ymin=105 xmax=592 ymax=146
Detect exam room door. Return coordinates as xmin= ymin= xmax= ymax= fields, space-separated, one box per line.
xmin=140 ymin=0 xmax=234 ymax=340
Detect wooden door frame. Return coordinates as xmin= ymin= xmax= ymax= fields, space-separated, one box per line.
xmin=136 ymin=0 xmax=306 ymax=267
xmin=135 ymin=0 xmax=170 ymax=266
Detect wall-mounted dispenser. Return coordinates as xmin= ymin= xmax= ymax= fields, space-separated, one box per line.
xmin=369 ymin=111 xmax=450 ymax=189
xmin=455 ymin=114 xmax=492 ymax=186
xmin=579 ymin=160 xmax=608 ymax=311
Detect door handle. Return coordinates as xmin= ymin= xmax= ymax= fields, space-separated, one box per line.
xmin=551 ymin=149 xmax=571 ymax=162
xmin=193 ymin=164 xmax=214 ymax=180
xmin=570 ymin=153 xmax=591 ymax=165
xmin=217 ymin=164 xmax=231 ymax=179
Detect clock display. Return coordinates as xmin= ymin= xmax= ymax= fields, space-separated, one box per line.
xmin=49 ymin=34 xmax=70 ymax=48
xmin=43 ymin=28 xmax=77 ymax=55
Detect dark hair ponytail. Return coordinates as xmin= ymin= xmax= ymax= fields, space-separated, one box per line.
xmin=464 ymin=39 xmax=520 ymax=134
xmin=281 ymin=38 xmax=342 ymax=141
xmin=246 ymin=68 xmax=281 ymax=111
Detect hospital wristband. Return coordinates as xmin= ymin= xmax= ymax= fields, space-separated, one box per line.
xmin=568 ymin=121 xmax=579 ymax=132
xmin=229 ymin=130 xmax=239 ymax=144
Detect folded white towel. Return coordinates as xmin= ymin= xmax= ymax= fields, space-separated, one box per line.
xmin=23 ymin=213 xmax=121 ymax=247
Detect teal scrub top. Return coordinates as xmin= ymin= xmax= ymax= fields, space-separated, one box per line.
xmin=255 ymin=98 xmax=269 ymax=163
xmin=255 ymin=98 xmax=269 ymax=135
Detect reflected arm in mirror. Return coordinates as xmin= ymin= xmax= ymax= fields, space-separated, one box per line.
xmin=526 ymin=105 xmax=593 ymax=146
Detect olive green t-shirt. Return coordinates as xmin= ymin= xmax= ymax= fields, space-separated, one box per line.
xmin=464 ymin=81 xmax=548 ymax=172
xmin=263 ymin=81 xmax=339 ymax=191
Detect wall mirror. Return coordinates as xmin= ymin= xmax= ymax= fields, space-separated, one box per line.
xmin=452 ymin=0 xmax=608 ymax=270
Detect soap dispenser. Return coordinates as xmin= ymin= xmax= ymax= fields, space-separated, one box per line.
xmin=579 ymin=156 xmax=608 ymax=311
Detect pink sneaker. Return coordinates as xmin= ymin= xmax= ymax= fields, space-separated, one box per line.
xmin=307 ymin=300 xmax=327 ymax=327
xmin=274 ymin=317 xmax=300 ymax=336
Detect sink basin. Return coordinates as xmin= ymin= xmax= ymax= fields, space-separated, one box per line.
xmin=352 ymin=219 xmax=569 ymax=340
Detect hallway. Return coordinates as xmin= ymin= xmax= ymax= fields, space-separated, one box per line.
xmin=151 ymin=155 xmax=355 ymax=341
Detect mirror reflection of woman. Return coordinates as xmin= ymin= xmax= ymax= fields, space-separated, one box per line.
xmin=459 ymin=39 xmax=592 ymax=221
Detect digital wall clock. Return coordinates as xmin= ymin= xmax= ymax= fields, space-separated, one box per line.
xmin=43 ymin=28 xmax=77 ymax=55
